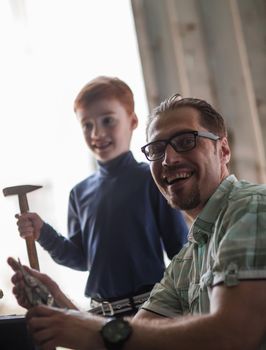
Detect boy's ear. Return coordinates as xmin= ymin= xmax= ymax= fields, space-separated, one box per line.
xmin=131 ymin=112 xmax=138 ymax=130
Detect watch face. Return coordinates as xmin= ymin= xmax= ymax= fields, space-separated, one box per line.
xmin=102 ymin=319 xmax=132 ymax=344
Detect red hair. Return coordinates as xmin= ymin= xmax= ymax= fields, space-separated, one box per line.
xmin=74 ymin=76 xmax=134 ymax=115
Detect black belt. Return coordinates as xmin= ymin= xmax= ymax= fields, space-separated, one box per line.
xmin=89 ymin=291 xmax=150 ymax=316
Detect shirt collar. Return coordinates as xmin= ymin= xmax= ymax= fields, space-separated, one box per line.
xmin=189 ymin=175 xmax=238 ymax=244
xmin=98 ymin=151 xmax=136 ymax=176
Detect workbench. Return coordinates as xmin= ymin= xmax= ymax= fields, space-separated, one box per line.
xmin=0 ymin=315 xmax=37 ymax=350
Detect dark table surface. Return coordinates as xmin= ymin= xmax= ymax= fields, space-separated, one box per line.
xmin=0 ymin=315 xmax=37 ymax=350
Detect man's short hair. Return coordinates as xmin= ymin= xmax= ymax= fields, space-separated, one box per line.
xmin=146 ymin=94 xmax=227 ymax=139
xmin=74 ymin=76 xmax=134 ymax=115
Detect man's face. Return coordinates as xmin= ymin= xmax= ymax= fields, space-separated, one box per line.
xmin=76 ymin=98 xmax=138 ymax=162
xmin=147 ymin=106 xmax=230 ymax=218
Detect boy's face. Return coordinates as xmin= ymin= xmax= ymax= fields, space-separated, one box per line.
xmin=76 ymin=98 xmax=138 ymax=163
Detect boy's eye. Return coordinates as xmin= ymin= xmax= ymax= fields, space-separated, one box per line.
xmin=83 ymin=123 xmax=93 ymax=131
xmin=102 ymin=116 xmax=115 ymax=127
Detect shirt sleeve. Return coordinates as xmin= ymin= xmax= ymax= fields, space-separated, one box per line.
xmin=37 ymin=190 xmax=87 ymax=270
xmin=141 ymin=245 xmax=191 ymax=317
xmin=212 ymin=193 xmax=266 ymax=287
xmin=142 ymin=265 xmax=182 ymax=317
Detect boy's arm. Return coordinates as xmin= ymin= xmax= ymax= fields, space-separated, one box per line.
xmin=15 ymin=211 xmax=88 ymax=270
xmin=37 ymin=222 xmax=87 ymax=270
xmin=35 ymin=189 xmax=87 ymax=270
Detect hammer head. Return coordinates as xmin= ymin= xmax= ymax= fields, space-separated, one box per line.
xmin=3 ymin=185 xmax=42 ymax=197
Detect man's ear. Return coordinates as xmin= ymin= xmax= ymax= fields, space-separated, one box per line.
xmin=220 ymin=137 xmax=231 ymax=165
xmin=131 ymin=112 xmax=138 ymax=130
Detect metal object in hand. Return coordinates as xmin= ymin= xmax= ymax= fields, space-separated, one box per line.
xmin=17 ymin=259 xmax=54 ymax=307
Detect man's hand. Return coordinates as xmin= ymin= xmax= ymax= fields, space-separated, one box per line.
xmin=15 ymin=212 xmax=44 ymax=240
xmin=7 ymin=257 xmax=77 ymax=310
xmin=26 ymin=305 xmax=105 ymax=350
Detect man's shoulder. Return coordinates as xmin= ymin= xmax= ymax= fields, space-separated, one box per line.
xmin=220 ymin=179 xmax=266 ymax=223
xmin=229 ymin=179 xmax=266 ymax=201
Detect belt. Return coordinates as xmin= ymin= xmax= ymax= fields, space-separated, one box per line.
xmin=89 ymin=291 xmax=150 ymax=317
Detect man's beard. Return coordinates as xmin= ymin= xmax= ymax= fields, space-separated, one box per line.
xmin=165 ymin=183 xmax=201 ymax=211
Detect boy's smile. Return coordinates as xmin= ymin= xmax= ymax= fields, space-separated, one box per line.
xmin=76 ymin=98 xmax=138 ymax=163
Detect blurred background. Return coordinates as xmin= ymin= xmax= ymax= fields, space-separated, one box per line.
xmin=0 ymin=0 xmax=265 ymax=319
xmin=0 ymin=0 xmax=148 ymax=315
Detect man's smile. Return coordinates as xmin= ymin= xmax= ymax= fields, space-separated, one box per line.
xmin=163 ymin=170 xmax=194 ymax=185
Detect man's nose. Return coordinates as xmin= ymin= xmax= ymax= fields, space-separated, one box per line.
xmin=162 ymin=144 xmax=182 ymax=166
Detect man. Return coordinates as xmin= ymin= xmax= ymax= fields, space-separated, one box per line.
xmin=9 ymin=94 xmax=266 ymax=349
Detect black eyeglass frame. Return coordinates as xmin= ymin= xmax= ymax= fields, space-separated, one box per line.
xmin=141 ymin=130 xmax=221 ymax=161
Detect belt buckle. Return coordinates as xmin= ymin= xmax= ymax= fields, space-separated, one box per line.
xmin=101 ymin=301 xmax=114 ymax=316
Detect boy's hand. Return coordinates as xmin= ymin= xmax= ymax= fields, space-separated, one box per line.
xmin=15 ymin=212 xmax=44 ymax=240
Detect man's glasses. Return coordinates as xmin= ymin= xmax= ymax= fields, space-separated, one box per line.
xmin=141 ymin=130 xmax=220 ymax=161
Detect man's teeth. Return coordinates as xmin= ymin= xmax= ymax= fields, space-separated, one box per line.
xmin=176 ymin=172 xmax=191 ymax=179
xmin=166 ymin=172 xmax=192 ymax=184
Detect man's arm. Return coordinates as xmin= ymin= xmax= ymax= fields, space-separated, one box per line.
xmin=25 ymin=280 xmax=266 ymax=350
xmin=127 ymin=281 xmax=266 ymax=350
xmin=133 ymin=308 xmax=166 ymax=320
xmin=8 ymin=257 xmax=78 ymax=310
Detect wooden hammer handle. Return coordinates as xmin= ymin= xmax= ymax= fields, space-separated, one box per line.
xmin=18 ymin=195 xmax=29 ymax=213
xmin=25 ymin=236 xmax=40 ymax=271
xmin=19 ymin=194 xmax=40 ymax=271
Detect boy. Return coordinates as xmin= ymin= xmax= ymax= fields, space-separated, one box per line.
xmin=16 ymin=76 xmax=188 ymax=316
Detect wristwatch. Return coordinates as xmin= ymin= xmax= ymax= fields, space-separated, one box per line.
xmin=100 ymin=318 xmax=132 ymax=350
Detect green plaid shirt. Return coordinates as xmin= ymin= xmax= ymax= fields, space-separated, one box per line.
xmin=142 ymin=175 xmax=266 ymax=347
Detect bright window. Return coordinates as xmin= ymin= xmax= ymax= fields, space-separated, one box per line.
xmin=0 ymin=0 xmax=148 ymax=314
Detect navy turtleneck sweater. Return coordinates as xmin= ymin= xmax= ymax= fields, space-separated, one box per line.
xmin=38 ymin=151 xmax=188 ymax=300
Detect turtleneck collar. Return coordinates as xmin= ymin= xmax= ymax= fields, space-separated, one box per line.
xmin=97 ymin=151 xmax=137 ymax=177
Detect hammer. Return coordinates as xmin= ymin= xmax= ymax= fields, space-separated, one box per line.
xmin=3 ymin=185 xmax=42 ymax=271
